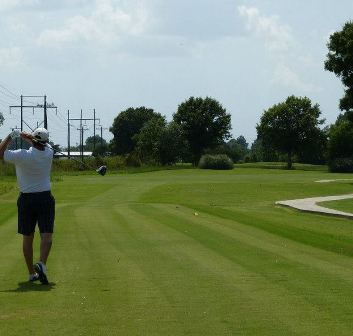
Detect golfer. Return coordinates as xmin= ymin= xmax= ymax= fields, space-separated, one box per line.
xmin=0 ymin=128 xmax=54 ymax=284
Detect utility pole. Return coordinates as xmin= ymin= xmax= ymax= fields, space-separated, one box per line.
xmin=68 ymin=109 xmax=100 ymax=162
xmin=20 ymin=95 xmax=23 ymax=148
xmin=77 ymin=124 xmax=89 ymax=162
xmin=44 ymin=95 xmax=47 ymax=129
xmin=80 ymin=109 xmax=83 ymax=159
xmin=67 ymin=110 xmax=71 ymax=159
xmin=93 ymin=108 xmax=96 ymax=152
xmin=97 ymin=125 xmax=108 ymax=148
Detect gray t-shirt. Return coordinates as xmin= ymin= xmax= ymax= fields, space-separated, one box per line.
xmin=4 ymin=147 xmax=53 ymax=193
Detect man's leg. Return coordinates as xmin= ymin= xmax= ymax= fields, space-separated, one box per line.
xmin=39 ymin=232 xmax=52 ymax=264
xmin=35 ymin=192 xmax=55 ymax=284
xmin=18 ymin=193 xmax=37 ymax=280
xmin=33 ymin=233 xmax=52 ymax=284
xmin=23 ymin=233 xmax=35 ymax=274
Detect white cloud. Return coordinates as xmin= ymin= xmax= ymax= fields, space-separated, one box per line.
xmin=37 ymin=0 xmax=149 ymax=47
xmin=0 ymin=0 xmax=39 ymax=11
xmin=0 ymin=47 xmax=24 ymax=68
xmin=272 ymin=63 xmax=321 ymax=93
xmin=238 ymin=5 xmax=320 ymax=93
xmin=238 ymin=5 xmax=294 ymax=52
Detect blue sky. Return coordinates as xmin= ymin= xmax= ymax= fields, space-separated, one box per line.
xmin=0 ymin=0 xmax=352 ymax=147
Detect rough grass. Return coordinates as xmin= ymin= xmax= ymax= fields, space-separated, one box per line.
xmin=1 ymin=168 xmax=353 ymax=335
xmin=234 ymin=162 xmax=328 ymax=171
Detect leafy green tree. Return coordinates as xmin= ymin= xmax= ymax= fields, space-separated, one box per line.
xmin=257 ymin=96 xmax=325 ymax=169
xmin=328 ymin=119 xmax=353 ymax=160
xmin=235 ymin=135 xmax=248 ymax=150
xmin=249 ymin=138 xmax=281 ymax=162
xmin=134 ymin=115 xmax=166 ymax=164
xmin=296 ymin=128 xmax=328 ymax=164
xmin=92 ymin=144 xmax=109 ymax=157
xmin=327 ymin=110 xmax=353 ymax=168
xmin=226 ymin=140 xmax=242 ymax=162
xmin=325 ymin=21 xmax=353 ymax=113
xmin=135 ymin=118 xmax=184 ymax=165
xmin=228 ymin=135 xmax=249 ymax=162
xmin=173 ymin=96 xmax=231 ymax=165
xmin=110 ymin=107 xmax=162 ymax=155
xmin=85 ymin=135 xmax=107 ymax=151
xmin=159 ymin=122 xmax=185 ymax=165
xmin=219 ymin=136 xmax=250 ymax=163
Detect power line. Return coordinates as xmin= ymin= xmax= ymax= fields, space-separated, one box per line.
xmin=0 ymin=96 xmax=14 ymax=107
xmin=0 ymin=89 xmax=19 ymax=103
xmin=0 ymin=83 xmax=19 ymax=100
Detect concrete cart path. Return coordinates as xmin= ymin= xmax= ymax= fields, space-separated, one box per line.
xmin=276 ymin=194 xmax=353 ymax=219
xmin=315 ymin=179 xmax=353 ymax=183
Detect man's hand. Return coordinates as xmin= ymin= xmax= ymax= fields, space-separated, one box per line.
xmin=0 ymin=133 xmax=14 ymax=160
xmin=20 ymin=132 xmax=34 ymax=144
xmin=10 ymin=130 xmax=20 ymax=139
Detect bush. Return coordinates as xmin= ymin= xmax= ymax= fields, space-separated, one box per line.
xmin=329 ymin=157 xmax=353 ymax=173
xmin=0 ymin=162 xmax=15 ymax=176
xmin=103 ymin=156 xmax=126 ymax=170
xmin=52 ymin=159 xmax=84 ymax=172
xmin=125 ymin=152 xmax=142 ymax=167
xmin=0 ymin=182 xmax=15 ymax=194
xmin=198 ymin=154 xmax=233 ymax=170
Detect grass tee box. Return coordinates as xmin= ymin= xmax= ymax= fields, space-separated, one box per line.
xmin=1 ymin=168 xmax=353 ymax=335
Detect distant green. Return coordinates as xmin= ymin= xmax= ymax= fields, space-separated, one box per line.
xmin=1 ymin=168 xmax=353 ymax=335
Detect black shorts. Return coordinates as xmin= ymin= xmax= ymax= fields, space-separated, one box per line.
xmin=17 ymin=191 xmax=55 ymax=236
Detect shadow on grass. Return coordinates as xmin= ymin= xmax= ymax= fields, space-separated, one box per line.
xmin=0 ymin=281 xmax=56 ymax=293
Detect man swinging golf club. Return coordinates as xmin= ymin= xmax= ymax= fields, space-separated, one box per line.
xmin=0 ymin=128 xmax=54 ymax=285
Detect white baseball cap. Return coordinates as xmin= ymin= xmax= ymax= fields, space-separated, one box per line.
xmin=32 ymin=128 xmax=49 ymax=143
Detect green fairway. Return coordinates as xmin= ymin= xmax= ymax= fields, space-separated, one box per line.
xmin=320 ymin=198 xmax=353 ymax=214
xmin=1 ymin=168 xmax=353 ymax=335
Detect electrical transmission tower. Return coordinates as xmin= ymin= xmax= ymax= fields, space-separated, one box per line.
xmin=9 ymin=95 xmax=57 ymax=148
xmin=67 ymin=109 xmax=100 ymax=161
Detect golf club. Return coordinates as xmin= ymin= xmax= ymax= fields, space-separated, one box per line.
xmin=32 ymin=138 xmax=107 ymax=176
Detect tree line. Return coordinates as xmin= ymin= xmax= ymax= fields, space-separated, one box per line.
xmin=107 ymin=21 xmax=353 ymax=171
xmin=1 ymin=21 xmax=352 ymax=171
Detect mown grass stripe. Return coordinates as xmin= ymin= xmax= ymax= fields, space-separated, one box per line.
xmin=128 ymin=203 xmax=353 ymax=335
xmin=158 ymin=203 xmax=353 ymax=283
xmin=130 ymin=202 xmax=353 ymax=333
xmin=115 ymin=204 xmax=301 ymax=335
xmin=191 ymin=205 xmax=353 ymax=257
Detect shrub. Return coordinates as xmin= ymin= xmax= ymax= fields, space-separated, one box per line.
xmin=52 ymin=155 xmax=127 ymax=173
xmin=0 ymin=182 xmax=15 ymax=194
xmin=52 ymin=159 xmax=84 ymax=172
xmin=103 ymin=156 xmax=126 ymax=170
xmin=198 ymin=154 xmax=233 ymax=170
xmin=329 ymin=157 xmax=353 ymax=173
xmin=0 ymin=162 xmax=15 ymax=176
xmin=125 ymin=152 xmax=142 ymax=167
